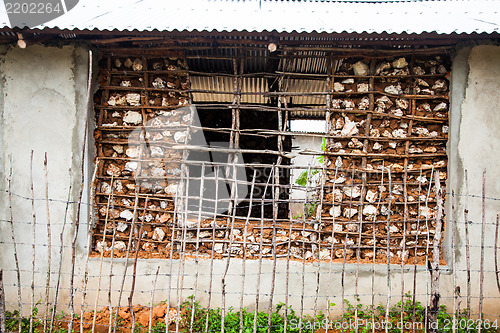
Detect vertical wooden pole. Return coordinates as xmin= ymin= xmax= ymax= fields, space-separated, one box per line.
xmin=428 ymin=171 xmax=443 ymax=333
xmin=0 ymin=270 xmax=6 ymax=333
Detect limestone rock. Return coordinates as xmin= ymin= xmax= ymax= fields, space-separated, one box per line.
xmin=174 ymin=131 xmax=187 ymax=143
xmin=343 ymin=185 xmax=361 ymax=198
xmin=329 ymin=205 xmax=341 ymax=218
xmin=352 ymin=61 xmax=369 ymax=76
xmin=126 ymin=147 xmax=140 ymax=158
xmin=343 ymin=208 xmax=358 ymax=218
xmin=433 ymin=102 xmax=447 ymax=112
xmin=152 ymin=77 xmax=165 ymax=89
xmin=412 ymin=66 xmax=425 ymax=75
xmin=357 ymin=83 xmax=369 ymax=93
xmin=375 ymin=62 xmax=391 ymax=75
xmin=132 ymin=58 xmax=143 ymax=71
xmin=432 ymin=79 xmax=447 ymax=91
xmin=375 ymin=96 xmax=393 ymax=110
xmin=113 ymin=241 xmax=126 ymax=251
xmin=392 ymin=57 xmax=408 ymax=69
xmin=123 ymin=111 xmax=143 ymax=125
xmin=142 ymin=242 xmax=156 ymax=251
xmin=340 ymin=118 xmax=359 ymax=136
xmin=120 ymin=210 xmax=134 ymax=221
xmin=125 ymin=162 xmax=138 ymax=171
xmin=152 ymin=227 xmax=166 ymax=241
xmin=384 ymin=83 xmax=403 ymax=95
xmin=107 ymin=164 xmax=121 ymax=177
xmin=358 ymin=97 xmax=370 ymax=110
xmin=363 ymin=205 xmax=378 ymax=216
xmin=333 ymin=82 xmax=345 ymax=92
xmin=125 ymin=93 xmax=141 ymax=106
xmin=366 ymin=190 xmax=377 ymax=203
xmin=116 ymin=222 xmax=128 ymax=232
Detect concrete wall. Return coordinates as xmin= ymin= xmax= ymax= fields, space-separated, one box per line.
xmin=290 ymin=133 xmax=324 ymax=217
xmin=447 ymin=44 xmax=500 ymax=316
xmin=0 ymin=44 xmax=91 ymax=315
xmin=1 ymin=42 xmax=500 ymax=318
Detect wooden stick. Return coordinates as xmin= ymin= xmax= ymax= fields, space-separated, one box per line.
xmin=129 ymin=196 xmax=150 ymax=333
xmin=79 ymin=160 xmax=99 ymax=333
xmin=49 ymin=179 xmax=73 ymax=333
xmin=91 ymin=174 xmax=114 ymax=333
xmin=463 ymin=170 xmax=471 ymax=328
xmin=253 ymin=170 xmax=273 ymax=333
xmin=324 ymin=58 xmax=334 ymax=333
xmin=42 ymin=152 xmax=52 ymax=333
xmin=422 ymin=167 xmax=435 ymax=333
xmin=478 ymin=171 xmax=486 ymax=333
xmin=175 ymin=167 xmax=189 ymax=333
xmin=171 ymin=144 xmax=446 ymax=159
xmin=372 ymin=162 xmax=385 ymax=333
xmin=267 ymin=166 xmax=279 ymax=333
xmin=204 ymin=166 xmax=220 ymax=333
xmin=451 ymin=191 xmax=457 ymax=333
xmin=495 ymin=213 xmax=500 ymax=294
xmin=166 ymin=180 xmax=181 ymax=333
xmin=398 ymin=165 xmax=408 ymax=332
xmin=240 ymin=170 xmax=257 ymax=333
xmin=106 ymin=197 xmax=118 ymax=333
xmin=298 ymin=163 xmax=313 ymax=333
xmin=175 ymin=92 xmax=195 ymax=333
xmin=189 ymin=163 xmax=206 ymax=333
xmin=7 ymin=155 xmax=22 ymax=333
xmin=412 ymin=167 xmax=423 ymax=333
xmin=148 ymin=266 xmax=160 ymax=333
xmin=428 ymin=171 xmax=442 ymax=333
xmin=112 ymin=179 xmax=141 ymax=333
xmin=268 ymin=58 xmax=286 ymax=333
xmin=384 ymin=167 xmax=392 ymax=333
xmin=0 ymin=270 xmax=5 ymax=333
xmin=284 ymin=181 xmax=294 ymax=333
xmin=29 ymin=150 xmax=37 ymax=333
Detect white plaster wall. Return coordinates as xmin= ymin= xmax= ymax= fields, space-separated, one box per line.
xmin=0 ymin=44 xmax=90 ymax=315
xmin=290 ymin=134 xmax=323 ymax=217
xmin=448 ymin=44 xmax=500 ymax=316
xmin=1 ymin=43 xmax=500 ymax=319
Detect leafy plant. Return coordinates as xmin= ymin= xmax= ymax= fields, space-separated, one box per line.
xmin=178 ymin=296 xmax=323 ymax=333
xmin=295 ymin=138 xmax=326 ymax=187
xmin=5 ymin=300 xmax=42 ymax=333
xmin=152 ymin=320 xmax=166 ymax=332
xmin=179 ymin=295 xmax=208 ymax=333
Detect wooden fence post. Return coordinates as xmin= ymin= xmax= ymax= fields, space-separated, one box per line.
xmin=0 ymin=269 xmax=6 ymax=333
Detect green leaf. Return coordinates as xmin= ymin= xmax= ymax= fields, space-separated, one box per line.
xmin=295 ymin=170 xmax=309 ymax=186
xmin=316 ymin=137 xmax=326 ymax=164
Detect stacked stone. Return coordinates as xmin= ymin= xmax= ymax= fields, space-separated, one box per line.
xmin=93 ymin=53 xmax=190 ymax=254
xmin=322 ymin=54 xmax=450 ymax=263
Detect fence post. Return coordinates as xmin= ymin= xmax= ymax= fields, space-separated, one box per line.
xmin=428 ymin=171 xmax=443 ymax=332
xmin=0 ymin=269 xmax=6 ymax=333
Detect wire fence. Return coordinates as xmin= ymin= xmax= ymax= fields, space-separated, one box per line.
xmin=1 ymin=45 xmax=499 ymax=333
xmin=1 ymin=150 xmax=500 ymax=333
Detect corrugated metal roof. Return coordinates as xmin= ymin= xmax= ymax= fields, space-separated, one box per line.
xmin=1 ymin=0 xmax=499 ymax=35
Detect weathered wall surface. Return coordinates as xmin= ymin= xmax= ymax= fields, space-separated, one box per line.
xmin=1 ymin=43 xmax=500 ymax=318
xmin=448 ymin=44 xmax=500 ymax=316
xmin=77 ymin=43 xmax=500 ymax=317
xmin=0 ymin=44 xmax=90 ymax=315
